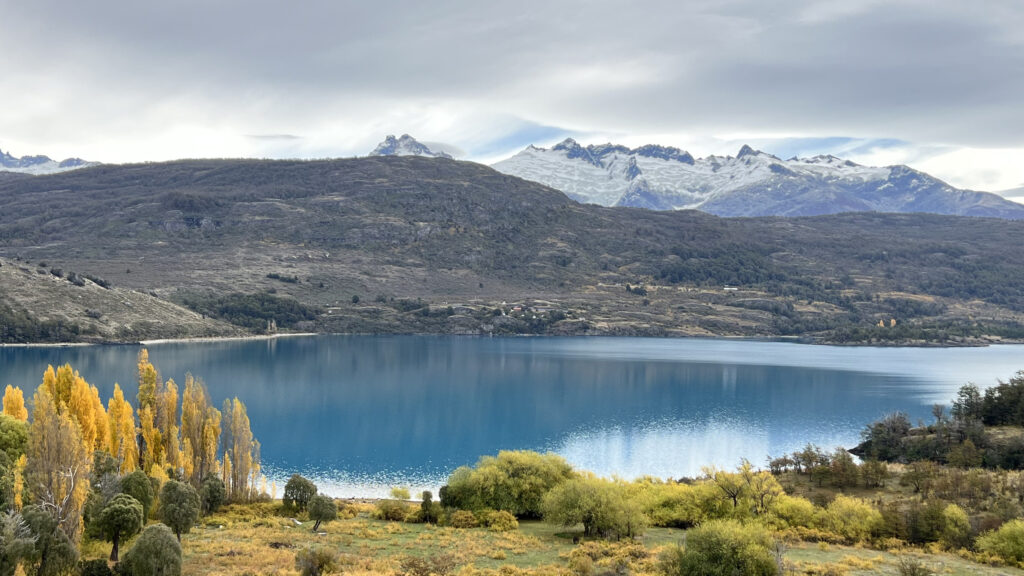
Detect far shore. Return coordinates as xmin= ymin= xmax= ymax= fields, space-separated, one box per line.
xmin=2 ymin=331 xmax=1021 ymax=348
xmin=0 ymin=332 xmax=318 ymax=348
xmin=140 ymin=332 xmax=318 ymax=345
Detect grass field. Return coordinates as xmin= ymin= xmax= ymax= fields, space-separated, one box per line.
xmin=75 ymin=501 xmax=1024 ymax=576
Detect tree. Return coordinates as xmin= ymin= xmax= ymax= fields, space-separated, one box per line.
xmin=859 ymin=412 xmax=912 ymax=461
xmin=97 ymin=493 xmax=143 ymax=562
xmin=441 ymin=451 xmax=575 ymax=518
xmin=156 ymin=379 xmax=181 ymax=474
xmin=221 ymin=398 xmax=260 ymax=501
xmin=120 ymin=524 xmax=182 ymax=576
xmin=542 ymin=476 xmax=646 ymax=539
xmin=25 ymin=386 xmax=91 ymax=543
xmin=283 ymin=474 xmax=317 ymax=511
xmin=389 ymin=486 xmax=410 ymax=500
xmin=861 ymin=460 xmax=889 ymax=488
xmin=739 ymin=461 xmax=783 ymax=516
xmin=2 ymin=386 xmax=27 ymax=421
xmin=659 ymin=519 xmax=777 ymax=576
xmin=0 ymin=511 xmax=35 ymax=576
xmin=951 ymin=384 xmax=984 ymax=424
xmin=703 ymin=466 xmax=746 ymax=510
xmin=0 ymin=413 xmax=28 ymax=460
xmin=121 ymin=470 xmax=155 ymax=520
xmin=158 ymin=480 xmax=200 ymax=542
xmin=136 ymin=349 xmax=160 ymax=413
xmin=308 ymin=495 xmax=337 ymax=532
xmin=830 ymin=449 xmax=860 ymax=488
xmin=107 ymin=384 xmax=138 ymax=475
xmin=21 ymin=504 xmax=78 ymax=576
xmin=199 ymin=476 xmax=226 ymax=515
xmin=420 ymin=490 xmax=439 ymax=524
xmin=180 ymin=375 xmax=220 ymax=487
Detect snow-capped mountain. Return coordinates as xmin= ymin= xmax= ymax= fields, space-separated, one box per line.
xmin=0 ymin=147 xmax=98 ymax=175
xmin=492 ymin=139 xmax=1024 ymax=219
xmin=369 ymin=134 xmax=453 ymax=159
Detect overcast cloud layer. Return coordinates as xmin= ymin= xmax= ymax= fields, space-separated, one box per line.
xmin=2 ymin=0 xmax=1023 ymax=192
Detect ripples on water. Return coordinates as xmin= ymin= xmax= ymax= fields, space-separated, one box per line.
xmin=2 ymin=336 xmax=1021 ymax=497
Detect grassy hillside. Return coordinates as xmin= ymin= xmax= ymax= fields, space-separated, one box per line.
xmin=0 ymin=256 xmax=241 ymax=342
xmin=2 ymin=157 xmax=1023 ymax=343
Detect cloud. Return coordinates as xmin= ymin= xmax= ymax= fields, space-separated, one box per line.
xmin=246 ymin=134 xmax=303 ymax=141
xmin=1 ymin=0 xmax=1023 ymax=189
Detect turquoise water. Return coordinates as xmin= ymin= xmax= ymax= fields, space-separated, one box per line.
xmin=2 ymin=336 xmax=1022 ymax=497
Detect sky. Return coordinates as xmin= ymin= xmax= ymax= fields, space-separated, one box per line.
xmin=1 ymin=0 xmax=1023 ymax=194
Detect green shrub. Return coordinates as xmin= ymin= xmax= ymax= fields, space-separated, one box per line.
xmin=819 ymin=495 xmax=882 ymax=543
xmin=482 ymin=510 xmax=519 ymax=532
xmin=977 ymin=519 xmax=1024 ymax=564
xmin=79 ymin=559 xmax=115 ymax=576
xmin=440 ymin=450 xmax=575 ymax=518
xmin=374 ymin=499 xmax=409 ymax=521
xmin=447 ymin=510 xmax=479 ymax=528
xmin=896 ymin=556 xmax=935 ymax=576
xmin=659 ymin=519 xmax=777 ymax=576
xmin=399 ymin=553 xmax=456 ymax=576
xmin=295 ymin=546 xmax=337 ymax=576
xmin=119 ymin=524 xmax=182 ymax=576
xmin=768 ymin=495 xmax=816 ymax=530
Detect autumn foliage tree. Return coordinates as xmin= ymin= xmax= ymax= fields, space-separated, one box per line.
xmin=222 ymin=397 xmax=261 ymax=501
xmin=24 ymin=385 xmax=91 ymax=543
xmin=107 ymin=384 xmax=138 ymax=475
xmin=181 ymin=374 xmax=221 ymax=488
xmin=2 ymin=385 xmax=28 ymax=421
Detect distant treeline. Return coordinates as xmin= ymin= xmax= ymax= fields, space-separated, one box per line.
xmin=178 ymin=291 xmax=320 ymax=332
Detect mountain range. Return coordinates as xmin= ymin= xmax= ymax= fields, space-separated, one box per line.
xmin=0 ymin=147 xmax=98 ymax=175
xmin=369 ymin=135 xmax=1024 ymax=220
xmin=1 ymin=156 xmax=1023 ymax=344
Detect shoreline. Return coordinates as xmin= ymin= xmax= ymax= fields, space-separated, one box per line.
xmin=2 ymin=331 xmax=1021 ymax=349
xmin=139 ymin=332 xmax=318 ymax=346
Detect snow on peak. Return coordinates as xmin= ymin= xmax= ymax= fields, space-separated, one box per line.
xmin=736 ymin=144 xmax=758 ymax=159
xmin=369 ymin=134 xmax=453 ymax=159
xmin=491 ymin=137 xmax=1024 ymax=218
xmin=0 ymin=146 xmax=99 ymax=175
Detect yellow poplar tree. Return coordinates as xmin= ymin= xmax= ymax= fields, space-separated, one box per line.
xmin=157 ymin=378 xmax=181 ymax=472
xmin=12 ymin=454 xmax=26 ymax=510
xmin=136 ymin=348 xmax=159 ymax=412
xmin=67 ymin=375 xmax=98 ymax=453
xmin=90 ymin=384 xmax=110 ymax=451
xmin=222 ymin=398 xmax=261 ymax=501
xmin=139 ymin=405 xmax=163 ymax=473
xmin=25 ymin=385 xmax=91 ymax=542
xmin=202 ymin=404 xmax=222 ymax=483
xmin=53 ymin=363 xmax=76 ymax=409
xmin=2 ymin=384 xmax=28 ymax=420
xmin=181 ymin=374 xmax=221 ymax=486
xmin=41 ymin=365 xmax=57 ymax=402
xmin=107 ymin=384 xmax=138 ymax=474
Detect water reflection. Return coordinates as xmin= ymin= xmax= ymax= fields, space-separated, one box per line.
xmin=2 ymin=336 xmax=1022 ymax=497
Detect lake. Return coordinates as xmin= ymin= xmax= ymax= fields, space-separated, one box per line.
xmin=2 ymin=336 xmax=1022 ymax=497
